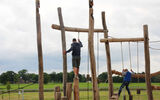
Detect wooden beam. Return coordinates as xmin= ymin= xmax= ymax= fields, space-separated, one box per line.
xmin=88 ymin=5 xmax=100 ymax=100
xmin=143 ymin=25 xmax=153 ymax=100
xmin=57 ymin=7 xmax=67 ymax=96
xmin=100 ymin=38 xmax=144 ymax=43
xmin=35 ymin=0 xmax=44 ymax=100
xmin=51 ymin=24 xmax=104 ymax=33
xmin=101 ymin=12 xmax=113 ymax=99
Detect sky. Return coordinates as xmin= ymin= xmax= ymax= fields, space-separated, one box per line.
xmin=0 ymin=0 xmax=160 ymax=75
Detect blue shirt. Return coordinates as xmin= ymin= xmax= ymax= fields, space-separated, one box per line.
xmin=123 ymin=71 xmax=132 ymax=82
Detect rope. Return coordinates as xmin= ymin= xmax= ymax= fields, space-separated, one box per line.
xmin=120 ymin=42 xmax=124 ymax=69
xmin=149 ymin=40 xmax=160 ymax=43
xmin=78 ymin=32 xmax=79 ymax=39
xmin=137 ymin=42 xmax=140 ymax=83
xmin=120 ymin=42 xmax=125 ymax=99
xmin=128 ymin=42 xmax=132 ymax=70
xmin=97 ymin=33 xmax=99 ymax=78
xmin=137 ymin=42 xmax=140 ymax=100
xmin=87 ymin=36 xmax=90 ymax=100
xmin=149 ymin=47 xmax=160 ymax=50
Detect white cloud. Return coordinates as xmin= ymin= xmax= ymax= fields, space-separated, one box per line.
xmin=0 ymin=0 xmax=160 ymax=74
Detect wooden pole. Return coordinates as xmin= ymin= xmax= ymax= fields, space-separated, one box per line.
xmin=101 ymin=12 xmax=113 ymax=99
xmin=57 ymin=7 xmax=67 ymax=96
xmin=61 ymin=96 xmax=68 ymax=100
xmin=54 ymin=86 xmax=61 ymax=100
xmin=66 ymin=83 xmax=72 ymax=100
xmin=88 ymin=1 xmax=100 ymax=100
xmin=100 ymin=38 xmax=144 ymax=43
xmin=73 ymin=78 xmax=79 ymax=100
xmin=51 ymin=24 xmax=104 ymax=33
xmin=35 ymin=0 xmax=44 ymax=100
xmin=143 ymin=25 xmax=153 ymax=100
xmin=55 ymin=92 xmax=61 ymax=100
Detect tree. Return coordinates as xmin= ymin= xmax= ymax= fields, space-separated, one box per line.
xmin=44 ymin=72 xmax=50 ymax=84
xmin=98 ymin=72 xmax=108 ymax=83
xmin=67 ymin=71 xmax=74 ymax=82
xmin=0 ymin=71 xmax=18 ymax=84
xmin=49 ymin=72 xmax=57 ymax=82
xmin=27 ymin=73 xmax=38 ymax=83
xmin=56 ymin=72 xmax=63 ymax=82
xmin=18 ymin=69 xmax=28 ymax=83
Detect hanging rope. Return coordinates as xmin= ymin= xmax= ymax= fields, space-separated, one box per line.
xmin=120 ymin=42 xmax=125 ymax=99
xmin=137 ymin=42 xmax=140 ymax=99
xmin=120 ymin=42 xmax=124 ymax=69
xmin=137 ymin=42 xmax=140 ymax=81
xmin=128 ymin=42 xmax=132 ymax=70
xmin=87 ymin=36 xmax=90 ymax=100
xmin=97 ymin=33 xmax=99 ymax=78
xmin=78 ymin=32 xmax=79 ymax=39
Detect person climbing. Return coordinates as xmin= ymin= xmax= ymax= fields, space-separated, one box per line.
xmin=64 ymin=38 xmax=83 ymax=79
xmin=118 ymin=68 xmax=135 ymax=97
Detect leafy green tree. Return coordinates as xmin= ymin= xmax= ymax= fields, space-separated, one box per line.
xmin=44 ymin=72 xmax=50 ymax=84
xmin=79 ymin=74 xmax=86 ymax=82
xmin=56 ymin=72 xmax=63 ymax=82
xmin=98 ymin=72 xmax=108 ymax=83
xmin=67 ymin=71 xmax=74 ymax=82
xmin=49 ymin=72 xmax=57 ymax=82
xmin=151 ymin=75 xmax=160 ymax=83
xmin=27 ymin=73 xmax=38 ymax=83
xmin=0 ymin=71 xmax=17 ymax=84
xmin=18 ymin=69 xmax=28 ymax=83
xmin=113 ymin=76 xmax=123 ymax=83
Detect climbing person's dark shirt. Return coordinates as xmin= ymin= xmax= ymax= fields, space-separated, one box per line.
xmin=66 ymin=41 xmax=83 ymax=56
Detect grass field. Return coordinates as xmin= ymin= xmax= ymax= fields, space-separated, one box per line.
xmin=0 ymin=82 xmax=160 ymax=100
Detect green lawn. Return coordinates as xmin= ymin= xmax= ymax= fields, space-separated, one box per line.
xmin=0 ymin=82 xmax=160 ymax=90
xmin=0 ymin=82 xmax=160 ymax=100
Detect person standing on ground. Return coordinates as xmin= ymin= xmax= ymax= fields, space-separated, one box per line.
xmin=64 ymin=38 xmax=83 ymax=79
xmin=118 ymin=69 xmax=135 ymax=97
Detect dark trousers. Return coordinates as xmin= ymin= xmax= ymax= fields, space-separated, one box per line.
xmin=118 ymin=81 xmax=131 ymax=96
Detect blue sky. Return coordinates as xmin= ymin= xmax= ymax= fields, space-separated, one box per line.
xmin=0 ymin=0 xmax=160 ymax=74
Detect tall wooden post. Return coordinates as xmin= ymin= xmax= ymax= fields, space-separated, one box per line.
xmin=88 ymin=1 xmax=100 ymax=100
xmin=66 ymin=83 xmax=72 ymax=100
xmin=58 ymin=7 xmax=67 ymax=96
xmin=101 ymin=12 xmax=113 ymax=98
xmin=73 ymin=78 xmax=79 ymax=100
xmin=143 ymin=25 xmax=153 ymax=100
xmin=54 ymin=86 xmax=61 ymax=100
xmin=35 ymin=0 xmax=44 ymax=100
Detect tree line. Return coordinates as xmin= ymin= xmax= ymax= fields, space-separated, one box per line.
xmin=0 ymin=69 xmax=160 ymax=84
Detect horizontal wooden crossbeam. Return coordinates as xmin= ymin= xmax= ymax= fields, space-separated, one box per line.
xmin=51 ymin=24 xmax=104 ymax=33
xmin=100 ymin=37 xmax=144 ymax=43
